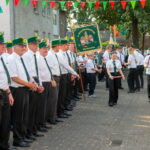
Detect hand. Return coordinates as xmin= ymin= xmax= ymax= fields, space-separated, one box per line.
xmin=37 ymin=86 xmax=44 ymax=93
xmin=27 ymin=82 xmax=37 ymax=91
xmin=71 ymin=75 xmax=76 ymax=81
xmin=109 ymin=75 xmax=114 ymax=80
xmin=8 ymin=93 xmax=14 ymax=106
xmin=122 ymin=75 xmax=125 ymax=80
xmin=51 ymin=80 xmax=57 ymax=88
xmin=76 ymin=74 xmax=80 ymax=79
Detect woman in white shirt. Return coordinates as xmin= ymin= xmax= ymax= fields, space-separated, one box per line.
xmin=106 ymin=52 xmax=125 ymax=107
xmin=125 ymin=47 xmax=137 ymax=93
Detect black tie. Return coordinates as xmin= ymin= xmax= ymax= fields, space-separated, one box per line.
xmin=34 ymin=54 xmax=39 ymax=77
xmin=20 ymin=57 xmax=30 ymax=82
xmin=44 ymin=58 xmax=54 ymax=80
xmin=55 ymin=54 xmax=62 ymax=75
xmin=1 ymin=57 xmax=11 ymax=84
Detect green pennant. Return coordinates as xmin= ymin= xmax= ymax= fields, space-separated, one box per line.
xmin=88 ymin=2 xmax=93 ymax=10
xmin=59 ymin=1 xmax=66 ymax=9
xmin=103 ymin=2 xmax=107 ymax=10
xmin=0 ymin=6 xmax=3 ymax=13
xmin=6 ymin=0 xmax=10 ymax=5
xmin=73 ymin=2 xmax=79 ymax=8
xmin=130 ymin=1 xmax=136 ymax=9
xmin=41 ymin=1 xmax=47 ymax=8
xmin=23 ymin=0 xmax=29 ymax=6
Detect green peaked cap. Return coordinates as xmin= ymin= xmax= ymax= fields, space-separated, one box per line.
xmin=13 ymin=37 xmax=27 ymax=46
xmin=0 ymin=33 xmax=5 ymax=44
xmin=6 ymin=40 xmax=13 ymax=48
xmin=28 ymin=36 xmax=40 ymax=44
xmin=131 ymin=44 xmax=136 ymax=48
xmin=51 ymin=39 xmax=67 ymax=46
xmin=39 ymin=42 xmax=48 ymax=49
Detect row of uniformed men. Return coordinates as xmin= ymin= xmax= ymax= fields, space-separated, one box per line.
xmin=0 ymin=34 xmax=84 ymax=150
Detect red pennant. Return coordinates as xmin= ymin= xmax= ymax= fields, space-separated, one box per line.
xmin=95 ymin=2 xmax=100 ymax=9
xmin=66 ymin=1 xmax=72 ymax=9
xmin=140 ymin=0 xmax=146 ymax=8
xmin=109 ymin=1 xmax=115 ymax=9
xmin=81 ymin=2 xmax=86 ymax=10
xmin=32 ymin=0 xmax=38 ymax=8
xmin=50 ymin=1 xmax=56 ymax=9
xmin=14 ymin=0 xmax=19 ymax=6
xmin=120 ymin=1 xmax=127 ymax=9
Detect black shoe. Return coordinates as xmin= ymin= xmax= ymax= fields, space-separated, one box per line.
xmin=44 ymin=124 xmax=52 ymax=129
xmin=38 ymin=127 xmax=48 ymax=132
xmin=26 ymin=135 xmax=36 ymax=141
xmin=75 ymin=96 xmax=81 ymax=99
xmin=63 ymin=112 xmax=72 ymax=117
xmin=24 ymin=138 xmax=34 ymax=143
xmin=109 ymin=103 xmax=114 ymax=107
xmin=13 ymin=141 xmax=30 ymax=147
xmin=55 ymin=119 xmax=64 ymax=122
xmin=118 ymin=87 xmax=124 ymax=89
xmin=47 ymin=119 xmax=57 ymax=125
xmin=33 ymin=131 xmax=44 ymax=137
xmin=58 ymin=114 xmax=68 ymax=119
xmin=8 ymin=147 xmax=17 ymax=150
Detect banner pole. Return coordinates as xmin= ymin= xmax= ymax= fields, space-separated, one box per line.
xmin=96 ymin=23 xmax=102 ymax=49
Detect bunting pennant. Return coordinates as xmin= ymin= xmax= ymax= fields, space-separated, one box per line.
xmin=6 ymin=0 xmax=10 ymax=5
xmin=103 ymin=2 xmax=107 ymax=10
xmin=59 ymin=1 xmax=66 ymax=9
xmin=95 ymin=2 xmax=100 ymax=9
xmin=14 ymin=0 xmax=19 ymax=6
xmin=41 ymin=1 xmax=47 ymax=8
xmin=66 ymin=1 xmax=72 ymax=9
xmin=50 ymin=1 xmax=56 ymax=8
xmin=0 ymin=6 xmax=3 ymax=13
xmin=23 ymin=0 xmax=29 ymax=6
xmin=88 ymin=2 xmax=93 ymax=10
xmin=130 ymin=1 xmax=136 ymax=9
xmin=32 ymin=0 xmax=38 ymax=8
xmin=73 ymin=2 xmax=79 ymax=8
xmin=81 ymin=2 xmax=86 ymax=10
xmin=120 ymin=1 xmax=127 ymax=9
xmin=109 ymin=1 xmax=115 ymax=9
xmin=140 ymin=0 xmax=146 ymax=8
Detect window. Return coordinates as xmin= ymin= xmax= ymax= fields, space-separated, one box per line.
xmin=53 ymin=14 xmax=57 ymax=25
xmin=33 ymin=3 xmax=39 ymax=15
xmin=34 ymin=30 xmax=39 ymax=36
xmin=48 ymin=33 xmax=51 ymax=40
xmin=42 ymin=7 xmax=46 ymax=17
xmin=47 ymin=5 xmax=51 ymax=17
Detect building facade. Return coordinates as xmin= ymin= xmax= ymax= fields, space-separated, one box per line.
xmin=0 ymin=1 xmax=66 ymax=41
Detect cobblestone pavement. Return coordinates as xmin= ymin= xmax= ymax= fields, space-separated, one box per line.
xmin=20 ymin=78 xmax=150 ymax=150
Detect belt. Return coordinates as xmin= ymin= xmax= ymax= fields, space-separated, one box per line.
xmin=42 ymin=82 xmax=51 ymax=84
xmin=53 ymin=75 xmax=60 ymax=77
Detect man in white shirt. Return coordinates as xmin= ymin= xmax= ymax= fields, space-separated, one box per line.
xmin=6 ymin=40 xmax=13 ymax=55
xmin=103 ymin=45 xmax=113 ymax=89
xmin=8 ymin=38 xmax=36 ymax=148
xmin=23 ymin=36 xmax=45 ymax=139
xmin=56 ymin=40 xmax=79 ymax=118
xmin=0 ymin=34 xmax=16 ymax=150
xmin=144 ymin=55 xmax=150 ymax=101
xmin=86 ymin=53 xmax=101 ymax=97
xmin=116 ymin=46 xmax=125 ymax=89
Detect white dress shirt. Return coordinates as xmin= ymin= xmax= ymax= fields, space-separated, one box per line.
xmin=144 ymin=55 xmax=150 ymax=74
xmin=56 ymin=50 xmax=77 ymax=75
xmin=86 ymin=59 xmax=96 ymax=73
xmin=46 ymin=50 xmax=61 ymax=76
xmin=117 ymin=51 xmax=125 ymax=65
xmin=106 ymin=59 xmax=122 ymax=73
xmin=7 ymin=52 xmax=31 ymax=87
xmin=103 ymin=50 xmax=111 ymax=63
xmin=37 ymin=54 xmax=52 ymax=82
xmin=134 ymin=50 xmax=141 ymax=66
xmin=127 ymin=55 xmax=137 ymax=69
xmin=0 ymin=60 xmax=9 ymax=90
xmin=138 ymin=53 xmax=144 ymax=65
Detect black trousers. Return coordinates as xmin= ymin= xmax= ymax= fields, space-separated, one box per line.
xmin=104 ymin=68 xmax=109 ymax=88
xmin=138 ymin=65 xmax=144 ymax=88
xmin=0 ymin=91 xmax=10 ymax=150
xmin=57 ymin=74 xmax=67 ymax=115
xmin=135 ymin=66 xmax=141 ymax=90
xmin=27 ymin=91 xmax=39 ymax=135
xmin=46 ymin=77 xmax=60 ymax=121
xmin=108 ymin=75 xmax=119 ymax=104
xmin=127 ymin=68 xmax=136 ymax=92
xmin=147 ymin=75 xmax=150 ymax=99
xmin=87 ymin=73 xmax=96 ymax=95
xmin=11 ymin=87 xmax=29 ymax=143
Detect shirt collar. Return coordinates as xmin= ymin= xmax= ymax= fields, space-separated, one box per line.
xmin=13 ymin=52 xmax=21 ymax=59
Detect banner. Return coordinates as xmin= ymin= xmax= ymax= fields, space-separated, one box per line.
xmin=74 ymin=25 xmax=101 ymax=54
